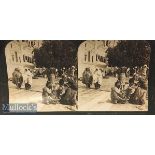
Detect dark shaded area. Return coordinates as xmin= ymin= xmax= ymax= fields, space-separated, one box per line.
xmin=0 ymin=41 xmax=10 ymax=113
xmin=33 ymin=40 xmax=84 ymax=69
xmin=148 ymin=41 xmax=155 ymax=112
xmin=107 ymin=41 xmax=150 ymax=67
xmin=0 ymin=40 xmax=155 ymax=114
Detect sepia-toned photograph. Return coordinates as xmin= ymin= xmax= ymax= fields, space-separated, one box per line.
xmin=5 ymin=40 xmax=81 ymax=112
xmin=1 ymin=2 xmax=155 ymax=155
xmin=4 ymin=40 xmax=150 ymax=112
xmin=78 ymin=40 xmax=150 ymax=111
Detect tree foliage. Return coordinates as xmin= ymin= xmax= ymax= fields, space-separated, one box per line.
xmin=33 ymin=40 xmax=83 ymax=69
xmin=107 ymin=40 xmax=151 ymax=67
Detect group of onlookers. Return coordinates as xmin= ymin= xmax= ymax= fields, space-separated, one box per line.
xmin=111 ymin=65 xmax=148 ymax=105
xmin=82 ymin=64 xmax=148 ymax=106
xmin=111 ymin=74 xmax=147 ymax=105
xmin=82 ymin=68 xmax=103 ymax=89
xmin=12 ymin=66 xmax=78 ymax=109
xmin=12 ymin=64 xmax=148 ymax=108
xmin=12 ymin=68 xmax=33 ymax=90
xmin=33 ymin=66 xmax=78 ymax=79
xmin=110 ymin=65 xmax=148 ymax=79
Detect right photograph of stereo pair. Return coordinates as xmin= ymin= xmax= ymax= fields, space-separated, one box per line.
xmin=78 ymin=40 xmax=150 ymax=111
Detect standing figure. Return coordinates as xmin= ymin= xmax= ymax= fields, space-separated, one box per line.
xmin=93 ymin=68 xmax=102 ymax=89
xmin=114 ymin=66 xmax=118 ymax=77
xmin=140 ymin=65 xmax=148 ymax=80
xmin=12 ymin=68 xmax=23 ymax=89
xmin=117 ymin=73 xmax=126 ymax=92
xmin=82 ymin=68 xmax=93 ymax=88
xmin=24 ymin=69 xmax=33 ymax=90
xmin=71 ymin=66 xmax=76 ymax=77
xmin=101 ymin=69 xmax=106 ymax=78
xmin=57 ymin=79 xmax=65 ymax=99
xmin=47 ymin=67 xmax=56 ymax=89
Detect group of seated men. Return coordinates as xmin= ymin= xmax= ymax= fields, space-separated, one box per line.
xmin=42 ymin=75 xmax=78 ymax=109
xmin=111 ymin=75 xmax=147 ymax=105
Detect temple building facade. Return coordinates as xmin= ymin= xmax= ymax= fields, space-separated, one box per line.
xmin=5 ymin=40 xmax=42 ymax=78
xmin=78 ymin=40 xmax=118 ymax=78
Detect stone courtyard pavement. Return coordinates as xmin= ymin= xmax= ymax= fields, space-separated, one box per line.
xmin=9 ymin=78 xmax=71 ymax=112
xmin=8 ymin=77 xmax=148 ymax=112
xmin=78 ymin=77 xmax=148 ymax=111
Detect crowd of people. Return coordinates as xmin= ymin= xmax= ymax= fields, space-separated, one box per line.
xmin=12 ymin=64 xmax=148 ymax=109
xmin=111 ymin=73 xmax=147 ymax=105
xmin=11 ymin=66 xmax=78 ymax=109
xmin=82 ymin=65 xmax=148 ymax=106
xmin=12 ymin=68 xmax=33 ymax=90
xmin=42 ymin=66 xmax=78 ymax=109
xmin=107 ymin=65 xmax=149 ymax=79
xmin=82 ymin=68 xmax=103 ymax=89
xmin=111 ymin=65 xmax=148 ymax=105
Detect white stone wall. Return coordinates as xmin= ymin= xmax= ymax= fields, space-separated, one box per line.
xmin=78 ymin=40 xmax=118 ymax=78
xmin=5 ymin=40 xmax=42 ymax=78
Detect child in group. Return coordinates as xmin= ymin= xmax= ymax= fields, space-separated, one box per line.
xmin=117 ymin=74 xmax=126 ymax=91
xmin=125 ymin=78 xmax=136 ymax=100
xmin=57 ymin=78 xmax=65 ymax=99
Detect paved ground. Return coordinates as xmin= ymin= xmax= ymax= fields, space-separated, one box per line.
xmin=78 ymin=77 xmax=148 ymax=111
xmin=8 ymin=77 xmax=148 ymax=112
xmin=9 ymin=78 xmax=71 ymax=112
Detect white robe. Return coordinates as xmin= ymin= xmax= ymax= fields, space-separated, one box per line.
xmin=93 ymin=70 xmax=102 ymax=85
xmin=23 ymin=70 xmax=33 ymax=85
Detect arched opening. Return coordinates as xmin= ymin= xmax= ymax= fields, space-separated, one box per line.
xmin=1 ymin=40 xmax=83 ymax=113
xmin=0 ymin=40 xmax=155 ymax=114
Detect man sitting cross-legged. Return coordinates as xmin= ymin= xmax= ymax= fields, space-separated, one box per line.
xmin=111 ymin=81 xmax=127 ymax=104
